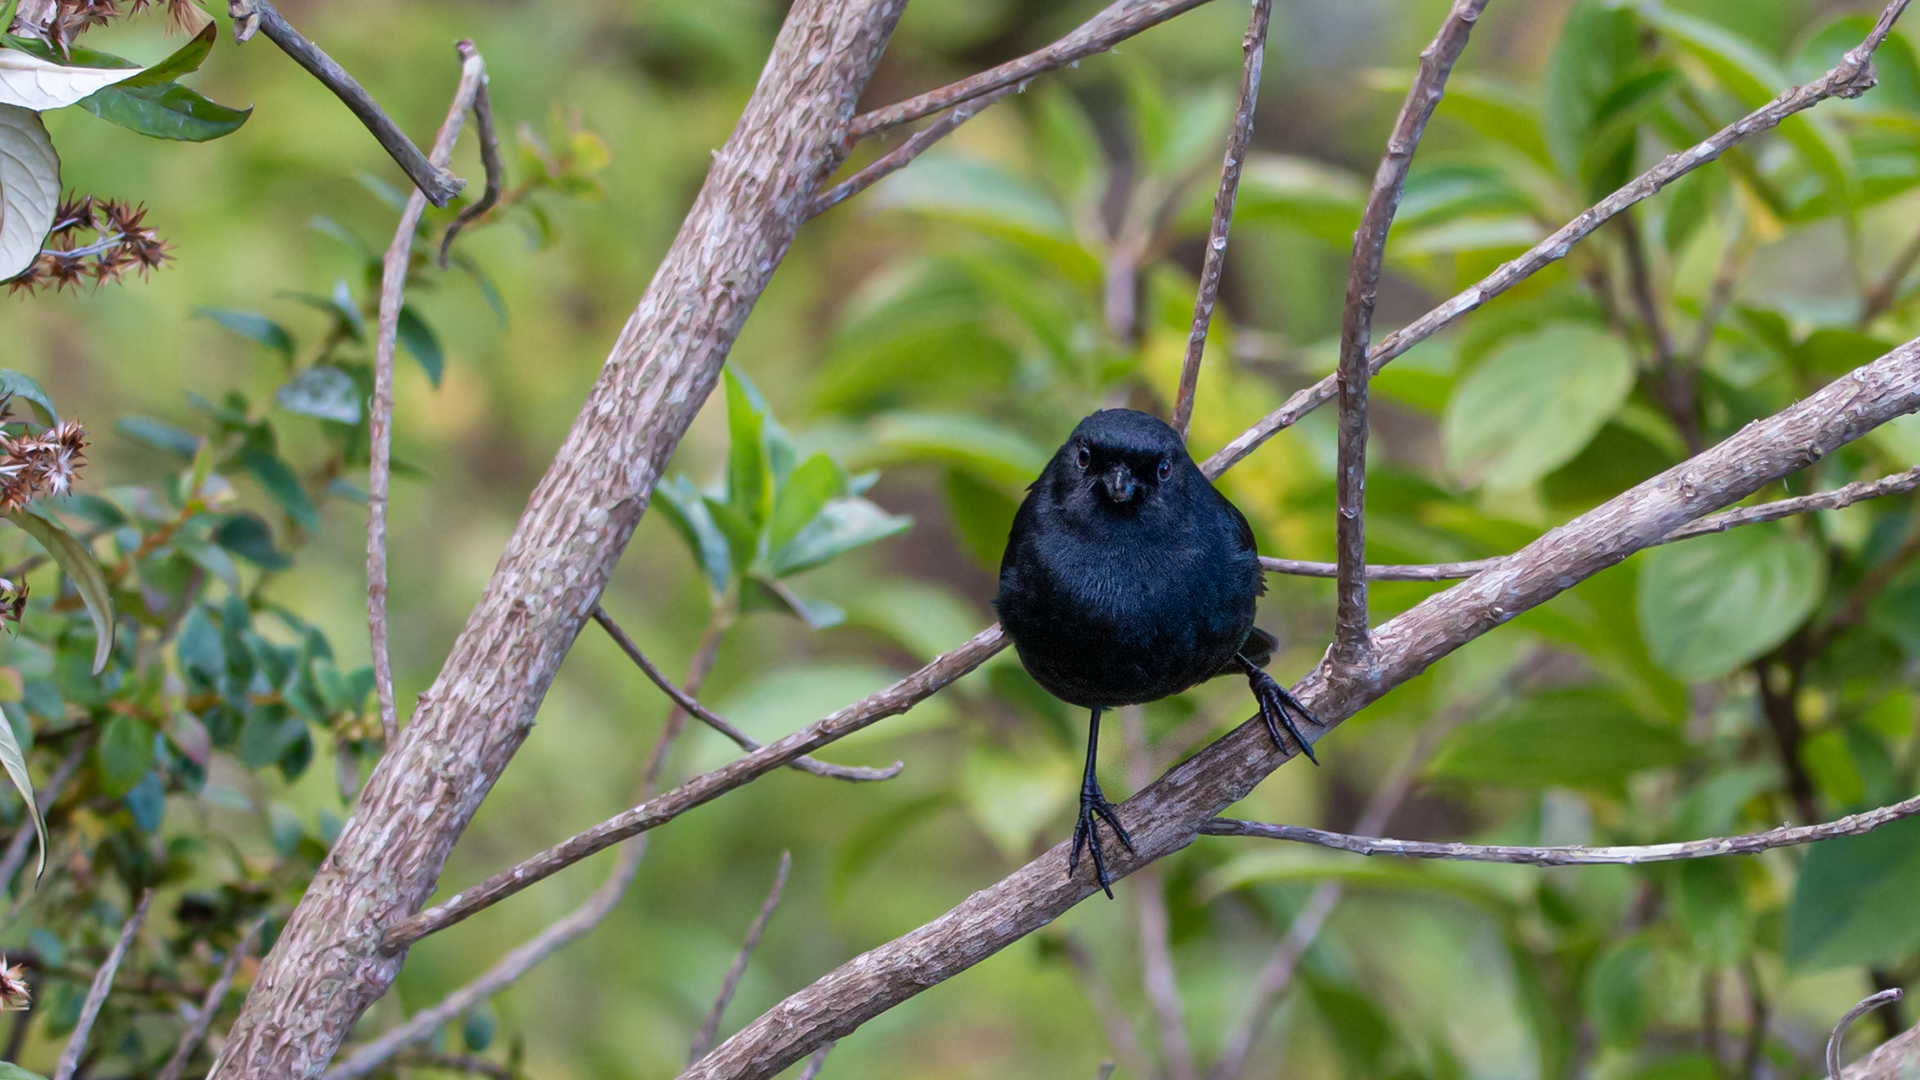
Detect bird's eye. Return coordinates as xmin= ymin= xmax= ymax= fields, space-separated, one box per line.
xmin=1157 ymin=458 xmax=1172 ymax=482
xmin=1076 ymin=445 xmax=1091 ymax=470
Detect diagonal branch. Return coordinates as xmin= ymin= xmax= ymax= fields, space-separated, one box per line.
xmin=1259 ymin=465 xmax=1920 ymax=580
xmin=848 ymin=0 xmax=1214 ymax=140
xmin=689 ymin=852 xmax=792 ymax=1064
xmin=676 ymin=338 xmax=1920 ymax=1080
xmin=157 ymin=918 xmax=265 ymax=1080
xmin=1170 ymin=0 xmax=1271 ymax=441
xmin=54 ymin=889 xmax=152 ymax=1080
xmin=1331 ymin=0 xmax=1490 ymax=668
xmin=1202 ymin=788 xmax=1920 ymax=865
xmin=369 ymin=42 xmax=488 ymax=748
xmin=1834 ymin=991 xmax=1907 ymax=1079
xmin=1202 ymin=0 xmax=1910 ymax=479
xmin=592 ymin=607 xmax=900 ymax=782
xmin=810 ymin=80 xmax=1029 ymax=219
xmin=228 ymin=0 xmax=464 ymax=207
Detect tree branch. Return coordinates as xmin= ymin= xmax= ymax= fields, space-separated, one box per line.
xmin=439 ymin=71 xmax=504 ymax=268
xmin=214 ymin=3 xmax=912 ymax=1071
xmin=1834 ymin=991 xmax=1906 ymax=1079
xmin=1202 ymin=789 xmax=1920 ymax=865
xmin=688 ymin=851 xmax=792 ymax=1064
xmin=591 ymin=606 xmax=901 ymax=782
xmin=227 ymin=0 xmax=464 ymax=207
xmin=1844 ymin=1021 xmax=1920 ymax=1079
xmin=157 ymin=919 xmax=265 ymax=1080
xmin=810 ymin=80 xmax=1029 ymax=219
xmin=369 ymin=42 xmax=487 ymax=749
xmin=676 ymin=337 xmax=1920 ymax=1080
xmin=54 ymin=889 xmax=152 ymax=1080
xmin=1202 ymin=0 xmax=1908 ymax=479
xmin=1170 ymin=0 xmax=1271 ymax=440
xmin=848 ymin=0 xmax=1214 ymax=140
xmin=1331 ymin=0 xmax=1490 ymax=668
xmin=1258 ymin=465 xmax=1920 ymax=580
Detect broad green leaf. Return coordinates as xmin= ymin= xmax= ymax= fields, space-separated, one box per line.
xmin=943 ymin=468 xmax=1019 ymax=567
xmin=873 ymin=154 xmax=1093 ymax=277
xmin=1443 ymin=323 xmax=1634 ymax=490
xmin=701 ymin=493 xmax=760 ymax=577
xmin=0 ymin=685 xmax=43 ymax=879
xmin=1542 ymin=1 xmax=1641 ymax=184
xmin=653 ymin=476 xmax=732 ymax=594
xmin=864 ymin=412 xmax=1050 ymax=493
xmin=723 ymin=369 xmax=770 ymax=528
xmin=397 ymin=305 xmax=444 ymax=386
xmin=1784 ymin=814 xmax=1920 ymax=971
xmin=1030 ymin=89 xmax=1106 ymax=207
xmin=1306 ymin=974 xmax=1396 ymax=1075
xmin=0 ymin=369 xmax=55 ymax=424
xmin=195 ymin=308 xmax=294 ymax=361
xmin=96 ymin=715 xmax=154 ymax=797
xmin=0 ymin=1061 xmax=50 ymax=1079
xmin=960 ymin=739 xmax=1074 ymax=861
xmin=0 ymin=104 xmax=56 ymax=282
xmin=0 ymin=45 xmax=138 ymax=110
xmin=114 ymin=415 xmax=197 ymax=457
xmin=0 ymin=34 xmax=138 ymax=68
xmin=10 ymin=508 xmax=113 ymax=674
xmin=1233 ymin=154 xmax=1369 ymax=248
xmin=118 ymin=22 xmax=214 ymax=88
xmin=765 ymin=453 xmax=843 ymax=556
xmin=275 ymin=366 xmax=360 ymax=424
xmin=1394 ymin=164 xmax=1539 ymax=232
xmin=244 ymin=453 xmax=320 ymax=532
xmin=1584 ymin=938 xmax=1654 ymax=1047
xmin=80 ymin=79 xmax=250 ymax=142
xmin=769 ymin=497 xmax=911 ymax=578
xmin=1425 ymin=690 xmax=1693 ymax=790
xmin=1636 ymin=524 xmax=1825 ymax=681
xmin=742 ymin=576 xmax=844 ymax=629
xmin=1367 ymin=71 xmax=1551 ymax=167
xmin=213 ymin=511 xmax=290 ymax=569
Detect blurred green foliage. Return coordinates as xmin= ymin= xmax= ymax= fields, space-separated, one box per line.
xmin=2 ymin=1 xmax=1920 ymax=1079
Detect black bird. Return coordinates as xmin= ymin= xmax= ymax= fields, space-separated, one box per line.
xmin=995 ymin=408 xmax=1318 ymax=898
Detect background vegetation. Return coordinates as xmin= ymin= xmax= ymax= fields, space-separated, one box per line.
xmin=4 ymin=0 xmax=1920 ymax=1077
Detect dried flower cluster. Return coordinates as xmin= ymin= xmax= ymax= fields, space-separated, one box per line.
xmin=23 ymin=0 xmax=211 ymax=46
xmin=7 ymin=195 xmax=171 ymax=295
xmin=0 ymin=956 xmax=27 ymax=1011
xmin=0 ymin=403 xmax=87 ymax=513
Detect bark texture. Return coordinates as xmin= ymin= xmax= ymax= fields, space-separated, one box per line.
xmin=209 ymin=2 xmax=907 ymax=1075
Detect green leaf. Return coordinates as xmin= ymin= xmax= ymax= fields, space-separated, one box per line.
xmin=701 ymin=494 xmax=759 ymax=577
xmin=194 ymin=308 xmax=294 ymax=361
xmin=1233 ymin=154 xmax=1370 ymax=248
xmin=118 ymin=21 xmax=214 ymax=88
xmin=79 ymin=78 xmax=250 ymax=142
xmin=0 ymin=1061 xmax=51 ymax=1080
xmin=1792 ymin=16 xmax=1920 ymax=114
xmin=0 ymin=686 xmax=43 ymax=880
xmin=1584 ymin=937 xmax=1654 ymax=1047
xmin=1425 ymin=690 xmax=1693 ymax=790
xmin=723 ymin=369 xmax=770 ymax=529
xmin=769 ymin=497 xmax=911 ymax=578
xmin=1784 ymin=814 xmax=1920 ymax=971
xmin=243 ymin=453 xmax=320 ymax=532
xmin=1636 ymin=524 xmax=1825 ymax=681
xmin=1542 ymin=1 xmax=1641 ymax=185
xmin=653 ymin=476 xmax=731 ymax=594
xmin=275 ymin=366 xmax=360 ymax=424
xmin=0 ymin=369 xmax=57 ymax=424
xmin=1442 ymin=323 xmax=1634 ymax=490
xmin=213 ymin=511 xmax=290 ymax=569
xmin=864 ymin=412 xmax=1051 ymax=493
xmin=960 ymin=738 xmax=1074 ymax=861
xmin=397 ymin=305 xmax=444 ymax=386
xmin=115 ymin=415 xmax=198 ymax=458
xmin=0 ymin=34 xmax=138 ymax=68
xmin=742 ymin=577 xmax=844 ymax=629
xmin=765 ymin=452 xmax=843 ymax=556
xmin=1370 ymin=71 xmax=1551 ymax=168
xmin=96 ymin=715 xmax=155 ymax=798
xmin=10 ymin=508 xmax=114 ymax=674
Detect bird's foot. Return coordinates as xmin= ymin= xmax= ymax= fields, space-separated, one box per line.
xmin=1068 ymin=784 xmax=1135 ymax=899
xmin=1247 ymin=667 xmax=1320 ymax=765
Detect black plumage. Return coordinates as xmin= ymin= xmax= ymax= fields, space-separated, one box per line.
xmin=995 ymin=408 xmax=1318 ymax=897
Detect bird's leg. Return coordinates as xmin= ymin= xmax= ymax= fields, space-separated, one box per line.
xmin=1236 ymin=653 xmax=1320 ymax=765
xmin=1068 ymin=707 xmax=1135 ymax=899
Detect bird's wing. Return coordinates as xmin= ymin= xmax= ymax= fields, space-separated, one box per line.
xmin=1214 ymin=485 xmax=1267 ymax=597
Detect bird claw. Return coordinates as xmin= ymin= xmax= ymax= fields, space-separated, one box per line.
xmin=1067 ymin=785 xmax=1135 ymax=899
xmin=1245 ymin=665 xmax=1320 ymax=765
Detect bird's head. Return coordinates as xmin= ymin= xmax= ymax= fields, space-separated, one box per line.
xmin=1044 ymin=409 xmax=1194 ymax=522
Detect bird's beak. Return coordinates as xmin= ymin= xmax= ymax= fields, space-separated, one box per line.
xmin=1101 ymin=464 xmax=1137 ymax=503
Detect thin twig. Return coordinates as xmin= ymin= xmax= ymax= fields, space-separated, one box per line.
xmin=381 ymin=623 xmax=1008 ymax=951
xmin=1689 ymin=214 xmax=1753 ymax=364
xmin=796 ymin=1042 xmax=835 ymax=1080
xmin=1202 ymin=0 xmax=1908 ymax=479
xmin=54 ymin=889 xmax=152 ymax=1080
xmin=0 ymin=739 xmax=86 ymax=893
xmin=156 ymin=919 xmax=264 ymax=1080
xmin=1202 ymin=789 xmax=1920 ymax=865
xmin=848 ymin=0 xmax=1214 ymax=139
xmin=229 ymin=0 xmax=463 ymax=207
xmin=1331 ymin=0 xmax=1490 ymax=668
xmin=1170 ymin=0 xmax=1270 ymax=440
xmin=369 ymin=42 xmax=487 ymax=747
xmin=1833 ymin=990 xmax=1906 ymax=1079
xmin=327 ymin=611 xmax=707 ymax=1080
xmin=810 ymin=80 xmax=1029 ymax=219
xmin=1061 ymin=936 xmax=1159 ymax=1080
xmin=1863 ymin=227 xmax=1920 ymax=325
xmin=1258 ymin=466 xmax=1920 ymax=581
xmin=688 ymin=851 xmax=792 ymax=1064
xmin=439 ymin=71 xmax=504 ymax=268
xmin=1620 ymin=212 xmax=1701 ymax=453
xmin=592 ymin=607 xmax=901 ymax=783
